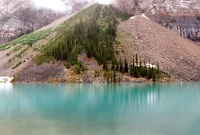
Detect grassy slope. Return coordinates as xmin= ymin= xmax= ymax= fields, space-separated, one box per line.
xmin=0 ymin=25 xmax=53 ymax=77
xmin=0 ymin=29 xmax=51 ymax=51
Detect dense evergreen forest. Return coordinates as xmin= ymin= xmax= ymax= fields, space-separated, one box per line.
xmin=36 ymin=4 xmax=167 ymax=82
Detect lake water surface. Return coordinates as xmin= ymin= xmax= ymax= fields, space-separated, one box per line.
xmin=0 ymin=83 xmax=200 ymax=135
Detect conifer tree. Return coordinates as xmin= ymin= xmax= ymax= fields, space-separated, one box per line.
xmin=114 ymin=69 xmax=117 ymax=83
xmin=103 ymin=60 xmax=108 ymax=71
xmin=139 ymin=58 xmax=142 ymax=77
xmin=152 ymin=67 xmax=156 ymax=82
xmin=116 ymin=62 xmax=119 ymax=71
xmin=157 ymin=62 xmax=160 ymax=80
xmin=124 ymin=58 xmax=128 ymax=73
xmin=136 ymin=54 xmax=138 ymax=66
xmin=120 ymin=60 xmax=124 ymax=73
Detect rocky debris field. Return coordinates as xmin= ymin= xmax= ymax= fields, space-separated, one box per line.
xmin=15 ymin=54 xmax=159 ymax=83
xmin=15 ymin=62 xmax=66 ymax=83
xmin=117 ymin=15 xmax=200 ymax=81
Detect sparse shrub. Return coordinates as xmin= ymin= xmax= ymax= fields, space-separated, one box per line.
xmin=12 ymin=61 xmax=22 ymax=69
xmin=64 ymin=62 xmax=71 ymax=69
xmin=74 ymin=61 xmax=86 ymax=74
xmin=95 ymin=70 xmax=100 ymax=77
xmin=13 ymin=45 xmax=22 ymax=51
xmin=74 ymin=66 xmax=81 ymax=74
xmin=33 ymin=47 xmax=39 ymax=51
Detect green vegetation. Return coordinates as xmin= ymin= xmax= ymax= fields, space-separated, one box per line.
xmin=129 ymin=54 xmax=161 ymax=81
xmin=104 ymin=54 xmax=167 ymax=82
xmin=13 ymin=45 xmax=23 ymax=51
xmin=0 ymin=43 xmax=11 ymax=51
xmin=74 ymin=61 xmax=87 ymax=74
xmin=104 ymin=70 xmax=117 ymax=83
xmin=35 ymin=4 xmax=130 ymax=66
xmin=95 ymin=70 xmax=101 ymax=77
xmin=16 ymin=47 xmax=29 ymax=58
xmin=33 ymin=47 xmax=39 ymax=51
xmin=34 ymin=4 xmax=169 ymax=82
xmin=12 ymin=61 xmax=22 ymax=69
xmin=0 ymin=29 xmax=51 ymax=51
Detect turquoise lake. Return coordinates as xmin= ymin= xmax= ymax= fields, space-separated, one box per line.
xmin=0 ymin=83 xmax=200 ymax=135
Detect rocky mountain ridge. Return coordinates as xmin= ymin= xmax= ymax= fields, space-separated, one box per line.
xmin=1 ymin=0 xmax=200 ymax=45
xmin=0 ymin=0 xmax=89 ymax=44
xmin=0 ymin=2 xmax=199 ymax=82
xmin=115 ymin=0 xmax=200 ymax=42
xmin=117 ymin=14 xmax=200 ymax=81
xmin=154 ymin=16 xmax=200 ymax=42
xmin=116 ymin=0 xmax=200 ymax=16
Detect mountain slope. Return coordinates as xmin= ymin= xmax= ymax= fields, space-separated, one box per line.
xmin=15 ymin=4 xmax=135 ymax=83
xmin=116 ymin=15 xmax=200 ymax=81
xmin=115 ymin=0 xmax=200 ymax=42
xmin=0 ymin=0 xmax=90 ymax=45
xmin=38 ymin=1 xmax=95 ymax=31
xmin=1 ymin=3 xmax=199 ymax=82
xmin=0 ymin=2 xmax=95 ymax=79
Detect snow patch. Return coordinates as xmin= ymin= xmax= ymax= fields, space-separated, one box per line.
xmin=129 ymin=16 xmax=136 ymax=20
xmin=0 ymin=76 xmax=13 ymax=83
xmin=130 ymin=14 xmax=150 ymax=20
xmin=146 ymin=63 xmax=156 ymax=68
xmin=141 ymin=14 xmax=149 ymax=20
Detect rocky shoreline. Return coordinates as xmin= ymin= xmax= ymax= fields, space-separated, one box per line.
xmin=14 ymin=60 xmax=172 ymax=83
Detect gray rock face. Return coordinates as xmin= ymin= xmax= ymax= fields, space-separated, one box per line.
xmin=138 ymin=0 xmax=200 ymax=16
xmin=115 ymin=0 xmax=200 ymax=42
xmin=116 ymin=0 xmax=200 ymax=16
xmin=154 ymin=17 xmax=200 ymax=42
xmin=0 ymin=0 xmax=88 ymax=45
xmin=0 ymin=0 xmax=61 ymax=44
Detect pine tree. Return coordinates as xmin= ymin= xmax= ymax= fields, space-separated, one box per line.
xmin=139 ymin=58 xmax=142 ymax=77
xmin=124 ymin=58 xmax=128 ymax=73
xmin=131 ymin=55 xmax=135 ymax=77
xmin=113 ymin=69 xmax=117 ymax=83
xmin=143 ymin=61 xmax=148 ymax=78
xmin=111 ymin=60 xmax=116 ymax=70
xmin=103 ymin=60 xmax=108 ymax=71
xmin=152 ymin=67 xmax=156 ymax=82
xmin=157 ymin=62 xmax=160 ymax=81
xmin=135 ymin=54 xmax=138 ymax=66
xmin=116 ymin=62 xmax=119 ymax=71
xmin=120 ymin=60 xmax=124 ymax=73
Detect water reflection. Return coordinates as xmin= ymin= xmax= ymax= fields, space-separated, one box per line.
xmin=2 ymin=83 xmax=198 ymax=112
xmin=1 ymin=83 xmax=199 ymax=112
xmin=0 ymin=83 xmax=13 ymax=92
xmin=0 ymin=83 xmax=200 ymax=135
